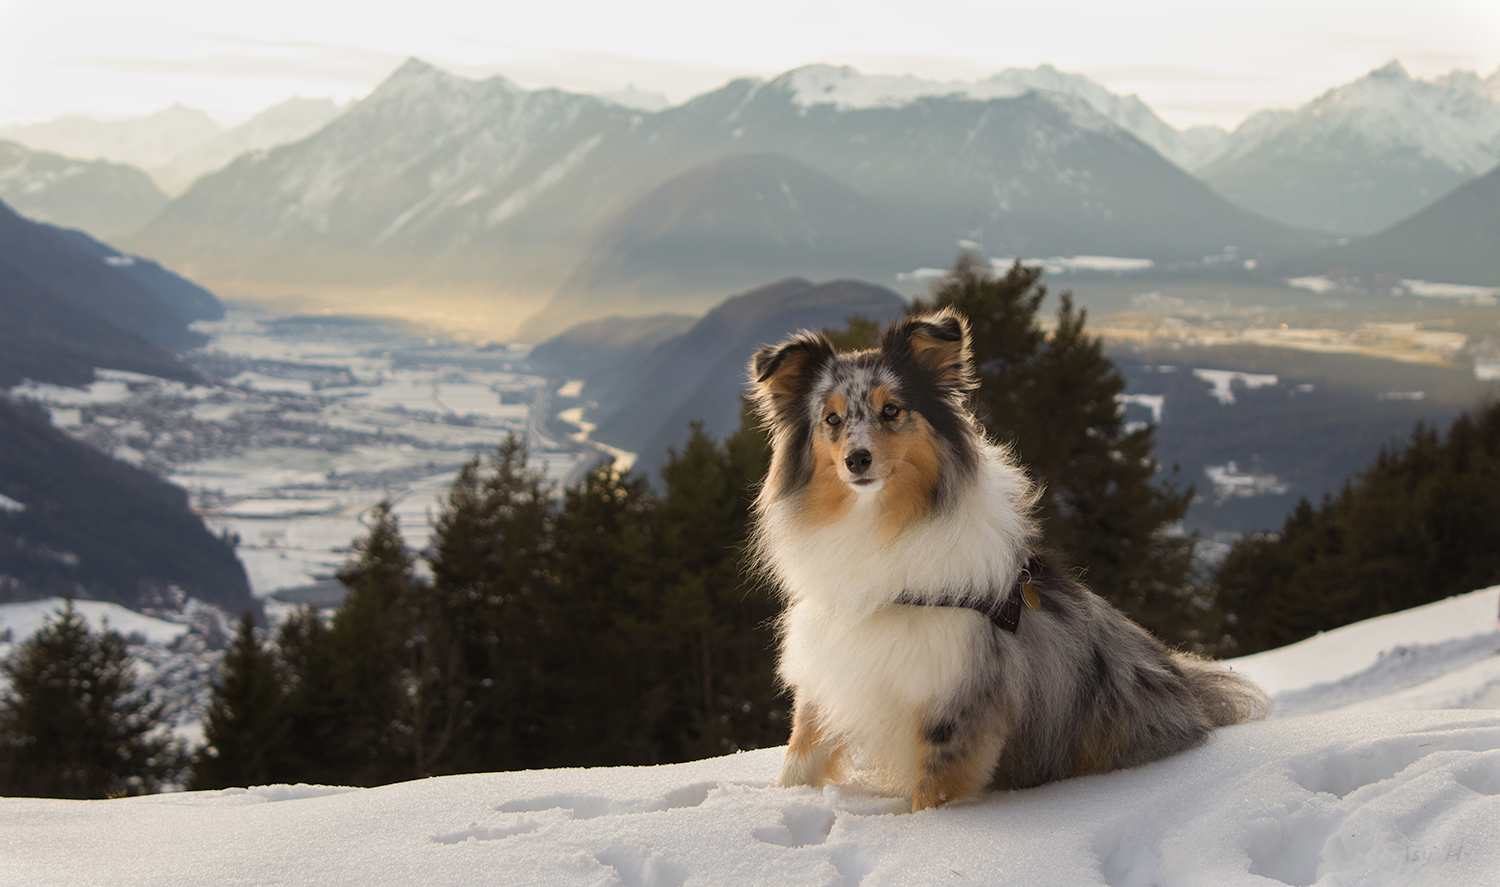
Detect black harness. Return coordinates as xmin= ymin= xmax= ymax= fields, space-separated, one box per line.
xmin=893 ymin=557 xmax=1043 ymax=634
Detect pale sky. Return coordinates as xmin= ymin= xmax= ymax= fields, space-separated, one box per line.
xmin=1 ymin=0 xmax=1498 ymax=131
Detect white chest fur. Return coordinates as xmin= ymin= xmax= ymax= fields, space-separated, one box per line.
xmin=759 ymin=447 xmax=1035 ymax=778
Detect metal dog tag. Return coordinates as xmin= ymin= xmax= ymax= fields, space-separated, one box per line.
xmin=1020 ymin=582 xmax=1041 ymax=611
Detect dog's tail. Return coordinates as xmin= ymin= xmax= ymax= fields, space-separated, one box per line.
xmin=1174 ymin=652 xmax=1273 ymax=726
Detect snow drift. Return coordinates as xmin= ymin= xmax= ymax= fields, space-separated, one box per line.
xmin=3 ymin=586 xmax=1498 ymax=886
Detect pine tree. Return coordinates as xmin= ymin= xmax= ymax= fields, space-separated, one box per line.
xmin=193 ymin=612 xmax=291 ymax=789
xmin=0 ymin=601 xmax=185 ymax=798
xmin=898 ymin=255 xmax=1198 ymax=642
xmin=547 ymin=465 xmax=664 ymax=764
xmin=325 ymin=500 xmax=423 ymax=784
xmin=1213 ymin=401 xmax=1500 ymax=655
xmin=426 ymin=435 xmax=558 ymax=772
xmin=655 ymin=419 xmax=782 ymax=759
xmin=273 ymin=605 xmax=343 ymax=783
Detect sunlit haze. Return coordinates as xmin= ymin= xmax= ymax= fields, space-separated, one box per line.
xmin=1 ymin=0 xmax=1498 ymax=129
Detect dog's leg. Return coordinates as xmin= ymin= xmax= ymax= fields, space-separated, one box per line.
xmin=778 ymin=698 xmax=845 ymax=788
xmin=911 ymin=715 xmax=1005 ymax=811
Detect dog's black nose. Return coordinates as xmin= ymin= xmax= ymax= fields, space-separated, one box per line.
xmin=845 ymin=449 xmax=872 ymax=474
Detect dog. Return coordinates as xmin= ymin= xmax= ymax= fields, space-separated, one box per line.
xmin=748 ymin=308 xmax=1269 ymax=811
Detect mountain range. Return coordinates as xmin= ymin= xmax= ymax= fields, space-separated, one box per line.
xmin=7 ymin=56 xmax=1496 ymax=332
xmin=0 ymin=104 xmax=222 ymax=173
xmin=0 ymin=97 xmax=346 ymax=197
xmin=0 ymin=139 xmax=169 ymax=237
xmin=128 ymin=58 xmax=1307 ymax=340
xmin=1200 ymin=61 xmax=1500 ymax=235
xmin=771 ymin=63 xmax=1232 ymax=171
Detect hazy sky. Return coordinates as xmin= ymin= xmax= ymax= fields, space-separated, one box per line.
xmin=2 ymin=0 xmax=1498 ymax=130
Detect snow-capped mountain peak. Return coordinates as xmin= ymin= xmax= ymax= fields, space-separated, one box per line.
xmin=1308 ymin=60 xmax=1500 ymax=175
xmin=774 ymin=62 xmax=1225 ymax=170
xmin=778 ymin=64 xmax=1022 ymax=110
xmin=1201 ymin=59 xmax=1500 ymax=234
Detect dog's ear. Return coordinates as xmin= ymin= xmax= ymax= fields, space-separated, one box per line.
xmin=749 ymin=332 xmax=834 ymax=408
xmin=883 ymin=308 xmax=975 ymax=392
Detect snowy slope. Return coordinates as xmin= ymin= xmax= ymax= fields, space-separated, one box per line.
xmin=0 ymin=597 xmax=189 ymax=652
xmin=3 ymin=712 xmax=1497 ymax=886
xmin=781 ymin=63 xmax=1227 ymax=170
xmin=1232 ymin=586 xmax=1500 ymax=704
xmin=4 ymin=586 xmax=1499 ymax=885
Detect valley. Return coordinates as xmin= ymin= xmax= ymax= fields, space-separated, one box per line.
xmin=11 ymin=311 xmax=609 ymax=613
xmin=1086 ymin=274 xmax=1500 ymax=549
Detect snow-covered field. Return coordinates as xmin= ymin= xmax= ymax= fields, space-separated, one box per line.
xmin=10 ymin=311 xmax=604 ymax=603
xmin=5 ymin=587 xmax=1497 ymax=886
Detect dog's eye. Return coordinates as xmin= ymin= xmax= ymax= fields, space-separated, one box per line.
xmin=881 ymin=403 xmax=902 ymax=419
xmin=825 ymin=413 xmax=842 ymax=427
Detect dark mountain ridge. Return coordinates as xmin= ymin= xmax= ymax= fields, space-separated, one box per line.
xmin=0 ymin=397 xmax=253 ymax=612
xmin=545 ymin=277 xmax=908 ymax=478
xmin=0 ymin=199 xmax=249 ymax=613
xmin=0 ymin=200 xmax=210 ymax=350
xmin=1283 ymin=162 xmax=1500 ymax=287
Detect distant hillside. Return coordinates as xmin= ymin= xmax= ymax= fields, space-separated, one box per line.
xmin=1201 ymin=61 xmax=1500 ymax=234
xmin=526 ymin=313 xmax=696 ymax=381
xmin=0 ymin=139 xmax=169 ymax=238
xmin=130 ymin=58 xmax=1305 ymax=340
xmin=44 ymin=223 xmax=224 ymax=323
xmin=148 ymin=97 xmax=346 ymax=195
xmin=0 ymin=250 xmax=190 ymax=389
xmin=527 ymin=152 xmax=937 ymax=335
xmin=547 ymin=277 xmax=907 ymax=478
xmin=0 ymin=199 xmax=247 ymax=611
xmin=0 ymin=200 xmax=213 ymax=350
xmin=0 ymin=397 xmax=252 ymax=613
xmin=1114 ymin=344 xmax=1494 ymax=538
xmin=0 ymin=104 xmax=221 ymax=171
xmin=1285 ymin=163 xmax=1500 ymax=286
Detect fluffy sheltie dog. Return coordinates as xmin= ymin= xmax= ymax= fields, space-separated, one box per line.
xmin=748 ymin=309 xmax=1268 ymax=811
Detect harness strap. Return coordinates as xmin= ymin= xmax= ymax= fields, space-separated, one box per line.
xmin=893 ymin=558 xmax=1042 ymax=634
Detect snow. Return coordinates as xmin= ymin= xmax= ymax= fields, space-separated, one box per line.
xmin=5 ymin=585 xmax=1500 ymax=884
xmin=0 ymin=597 xmax=189 ymax=655
xmin=1401 ymin=280 xmax=1500 ymax=302
xmin=899 ymin=256 xmax=1154 ymax=283
xmin=1232 ymin=586 xmax=1500 ymax=700
xmin=1116 ymin=393 xmax=1164 ymax=424
xmin=1204 ymin=461 xmax=1289 ymax=503
xmin=12 ymin=310 xmax=600 ymax=600
xmin=1192 ymin=368 xmax=1279 ymax=405
xmin=784 ymin=64 xmax=1026 ymax=111
xmin=4 ymin=714 xmax=1498 ymax=885
xmin=10 ymin=370 xmax=173 ymax=407
xmin=990 ymin=255 xmax=1155 ymax=274
xmin=1287 ymin=275 xmax=1340 ymax=294
xmin=777 ymin=64 xmax=1222 ymax=169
